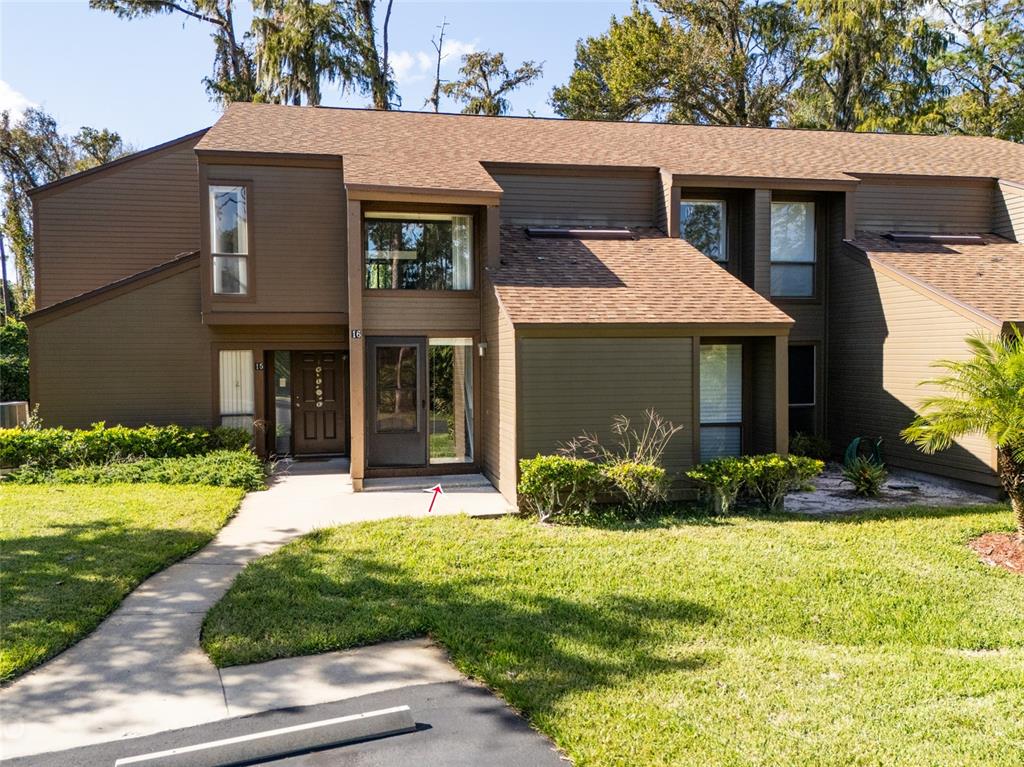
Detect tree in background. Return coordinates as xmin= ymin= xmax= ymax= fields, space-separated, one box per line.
xmin=252 ymin=0 xmax=359 ymax=105
xmin=92 ymin=0 xmax=398 ymax=109
xmin=443 ymin=51 xmax=543 ymax=116
xmin=0 ymin=109 xmax=129 ymax=313
xmin=789 ymin=0 xmax=947 ymax=132
xmin=933 ymin=0 xmax=1024 ymax=141
xmin=0 ymin=318 xmax=29 ymax=402
xmin=90 ymin=1 xmax=261 ymax=103
xmin=551 ymin=0 xmax=809 ymax=126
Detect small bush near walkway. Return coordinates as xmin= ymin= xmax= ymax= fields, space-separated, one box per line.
xmin=7 ymin=450 xmax=267 ymax=492
xmin=0 ymin=423 xmax=250 ymax=469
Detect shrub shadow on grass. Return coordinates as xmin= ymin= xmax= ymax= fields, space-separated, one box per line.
xmin=1 ymin=521 xmax=218 ymax=684
xmin=774 ymin=502 xmax=1008 ymax=525
xmin=203 ymin=545 xmax=716 ymax=722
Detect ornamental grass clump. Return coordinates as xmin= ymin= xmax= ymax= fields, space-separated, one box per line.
xmin=842 ymin=456 xmax=888 ymax=497
xmin=558 ymin=409 xmax=682 ymax=516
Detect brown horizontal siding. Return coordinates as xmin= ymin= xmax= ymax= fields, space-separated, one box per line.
xmin=30 ymin=266 xmax=212 ymax=428
xmin=362 ymin=293 xmax=480 ymax=334
xmin=855 ymin=181 xmax=994 ymax=233
xmin=993 ymin=181 xmax=1024 ymax=241
xmin=828 ymin=246 xmax=997 ymax=485
xmin=492 ymin=172 xmax=656 ymax=227
xmin=205 ymin=163 xmax=346 ymax=314
xmin=517 ymin=336 xmax=694 ymax=476
xmin=35 ymin=137 xmax=202 ymax=308
xmin=481 ymin=286 xmax=517 ymax=500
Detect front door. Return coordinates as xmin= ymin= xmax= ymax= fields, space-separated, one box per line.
xmin=367 ymin=337 xmax=427 ymax=466
xmin=292 ymin=351 xmax=346 ymax=455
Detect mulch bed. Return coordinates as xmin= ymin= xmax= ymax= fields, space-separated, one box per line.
xmin=969 ymin=533 xmax=1024 ymax=575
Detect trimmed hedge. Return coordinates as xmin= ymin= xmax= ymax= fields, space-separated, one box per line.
xmin=686 ymin=453 xmax=825 ymax=513
xmin=0 ymin=423 xmax=251 ymax=469
xmin=518 ymin=455 xmax=604 ymax=523
xmin=7 ymin=450 xmax=267 ymax=492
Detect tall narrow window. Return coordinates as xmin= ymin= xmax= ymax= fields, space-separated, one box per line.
xmin=680 ymin=200 xmax=726 ymax=261
xmin=788 ymin=345 xmax=816 ymax=436
xmin=219 ymin=350 xmax=254 ymax=432
xmin=770 ymin=201 xmax=815 ymax=297
xmin=365 ymin=212 xmax=473 ymax=290
xmin=700 ymin=344 xmax=743 ymax=461
xmin=210 ymin=185 xmax=249 ymax=295
xmin=428 ymin=338 xmax=474 ymax=464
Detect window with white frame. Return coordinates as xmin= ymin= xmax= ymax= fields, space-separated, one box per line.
xmin=770 ymin=201 xmax=815 ymax=297
xmin=219 ymin=350 xmax=255 ymax=432
xmin=364 ymin=212 xmax=473 ymax=290
xmin=210 ymin=185 xmax=249 ymax=295
xmin=680 ymin=200 xmax=727 ymax=261
xmin=700 ymin=344 xmax=743 ymax=461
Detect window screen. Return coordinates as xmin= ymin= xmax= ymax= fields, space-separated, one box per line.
xmin=788 ymin=346 xmax=815 ymax=406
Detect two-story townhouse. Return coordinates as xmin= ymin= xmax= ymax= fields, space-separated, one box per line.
xmin=24 ymin=103 xmax=1024 ymax=501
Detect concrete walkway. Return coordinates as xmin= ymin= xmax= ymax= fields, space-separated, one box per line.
xmin=0 ymin=461 xmax=511 ymax=760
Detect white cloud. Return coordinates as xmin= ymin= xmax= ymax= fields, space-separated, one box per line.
xmin=0 ymin=80 xmax=37 ymax=121
xmin=390 ymin=38 xmax=478 ymax=85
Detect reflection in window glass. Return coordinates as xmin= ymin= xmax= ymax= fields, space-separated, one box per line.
xmin=680 ymin=200 xmax=726 ymax=261
xmin=770 ymin=201 xmax=815 ymax=297
xmin=210 ymin=185 xmax=248 ymax=295
xmin=428 ymin=339 xmax=473 ymax=464
xmin=365 ymin=213 xmax=472 ymax=290
xmin=376 ymin=345 xmax=419 ymax=433
xmin=700 ymin=344 xmax=742 ymax=462
xmin=213 ymin=255 xmax=247 ymax=295
xmin=273 ymin=351 xmax=292 ymax=454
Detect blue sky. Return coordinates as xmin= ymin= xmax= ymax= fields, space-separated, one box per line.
xmin=1 ymin=0 xmax=631 ymax=150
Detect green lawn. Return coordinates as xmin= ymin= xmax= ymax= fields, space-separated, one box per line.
xmin=1 ymin=484 xmax=243 ymax=683
xmin=203 ymin=505 xmax=1024 ymax=767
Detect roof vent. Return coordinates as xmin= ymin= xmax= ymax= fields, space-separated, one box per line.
xmin=526 ymin=226 xmax=633 ymax=240
xmin=883 ymin=232 xmax=987 ymax=245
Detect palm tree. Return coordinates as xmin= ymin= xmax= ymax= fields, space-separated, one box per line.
xmin=902 ymin=325 xmax=1024 ymax=538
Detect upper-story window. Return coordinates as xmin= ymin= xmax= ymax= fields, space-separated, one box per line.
xmin=210 ymin=185 xmax=249 ymax=295
xmin=365 ymin=212 xmax=473 ymax=291
xmin=680 ymin=200 xmax=726 ymax=262
xmin=770 ymin=201 xmax=815 ymax=297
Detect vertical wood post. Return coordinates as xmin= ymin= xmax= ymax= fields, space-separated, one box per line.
xmin=347 ymin=198 xmax=365 ymax=490
xmin=775 ymin=333 xmax=789 ymax=455
xmin=753 ymin=189 xmax=772 ymax=297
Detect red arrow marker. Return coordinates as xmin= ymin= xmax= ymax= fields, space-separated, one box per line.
xmin=425 ymin=483 xmax=444 ymax=513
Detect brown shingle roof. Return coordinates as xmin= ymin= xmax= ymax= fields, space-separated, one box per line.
xmin=848 ymin=233 xmax=1024 ymax=325
xmin=197 ymin=103 xmax=1024 ymax=192
xmin=492 ymin=226 xmax=793 ymax=326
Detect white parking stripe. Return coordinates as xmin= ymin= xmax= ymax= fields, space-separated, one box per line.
xmin=114 ymin=705 xmax=412 ymax=765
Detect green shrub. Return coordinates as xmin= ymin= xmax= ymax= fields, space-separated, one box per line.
xmin=842 ymin=456 xmax=888 ymax=497
xmin=8 ymin=450 xmax=267 ymax=491
xmin=518 ymin=455 xmax=605 ymax=523
xmin=601 ymin=460 xmax=669 ymax=516
xmin=685 ymin=456 xmax=747 ymax=515
xmin=0 ymin=423 xmax=251 ymax=469
xmin=0 ymin=319 xmax=29 ymax=402
xmin=790 ymin=432 xmax=832 ymax=461
xmin=742 ymin=454 xmax=825 ymax=512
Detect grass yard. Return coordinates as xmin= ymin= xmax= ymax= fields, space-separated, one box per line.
xmin=203 ymin=505 xmax=1024 ymax=767
xmin=1 ymin=484 xmax=243 ymax=683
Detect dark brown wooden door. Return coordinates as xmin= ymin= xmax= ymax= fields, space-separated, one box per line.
xmin=292 ymin=351 xmax=346 ymax=455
